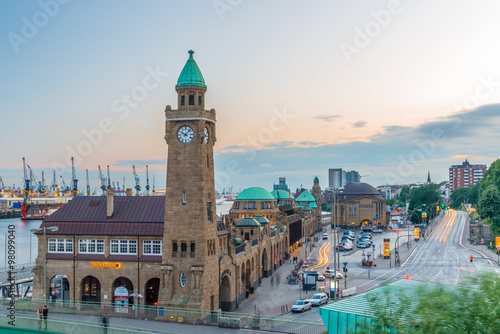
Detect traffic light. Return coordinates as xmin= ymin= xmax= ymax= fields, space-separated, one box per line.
xmin=414 ymin=227 xmax=420 ymax=241
xmin=470 ymin=255 xmax=473 ymax=262
xmin=405 ymin=275 xmax=410 ymax=280
xmin=461 ymin=202 xmax=464 ymax=206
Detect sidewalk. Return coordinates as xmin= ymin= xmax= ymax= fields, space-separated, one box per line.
xmin=460 ymin=212 xmax=499 ymax=266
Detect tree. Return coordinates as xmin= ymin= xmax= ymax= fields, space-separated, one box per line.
xmin=480 ymin=185 xmax=500 ymax=221
xmin=408 ymin=184 xmax=441 ymax=224
xmin=481 ymin=159 xmax=500 ymax=191
xmin=450 ymin=186 xmax=469 ymax=208
xmin=321 ymin=202 xmax=331 ymax=212
xmin=358 ymin=272 xmax=500 ymax=334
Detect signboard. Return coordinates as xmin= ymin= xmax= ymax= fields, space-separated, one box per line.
xmin=91 ymin=262 xmax=121 ymax=269
xmin=495 ymin=236 xmax=500 ymax=249
xmin=114 ymin=286 xmax=129 ymax=313
xmin=414 ymin=227 xmax=420 ymax=241
xmin=383 ymin=238 xmax=390 ymax=259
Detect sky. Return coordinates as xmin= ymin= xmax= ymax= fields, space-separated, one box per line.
xmin=1 ymin=0 xmax=500 ymax=194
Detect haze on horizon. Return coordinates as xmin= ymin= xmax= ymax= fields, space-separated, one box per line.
xmin=1 ymin=0 xmax=500 ymax=193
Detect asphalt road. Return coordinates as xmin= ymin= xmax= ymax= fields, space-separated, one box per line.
xmin=285 ymin=210 xmax=499 ymax=322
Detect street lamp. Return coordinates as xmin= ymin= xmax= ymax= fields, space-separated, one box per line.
xmin=31 ymin=226 xmax=59 ymax=302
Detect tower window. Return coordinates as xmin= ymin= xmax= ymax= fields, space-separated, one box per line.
xmin=198 ymin=96 xmax=202 ymax=106
xmin=189 ymin=95 xmax=195 ymax=105
xmin=181 ymin=96 xmax=185 ymax=106
xmin=181 ymin=242 xmax=187 ymax=257
xmin=182 ymin=191 xmax=186 ymax=205
xmin=172 ymin=242 xmax=178 ymax=257
xmin=190 ymin=242 xmax=195 ymax=257
xmin=207 ymin=202 xmax=212 ymax=223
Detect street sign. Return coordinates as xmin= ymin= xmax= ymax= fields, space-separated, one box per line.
xmin=481 ymin=238 xmax=484 ymax=244
xmin=343 ymin=262 xmax=348 ymax=267
xmin=372 ymin=244 xmax=375 ymax=249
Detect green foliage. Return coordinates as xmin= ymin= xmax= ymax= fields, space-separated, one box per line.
xmin=360 ymin=273 xmax=500 ymax=334
xmin=408 ymin=184 xmax=441 ymax=224
xmin=398 ymin=185 xmax=411 ymax=203
xmin=450 ymin=186 xmax=470 ymax=208
xmin=470 ymin=211 xmax=480 ymax=220
xmin=480 ymin=185 xmax=500 ymax=221
xmin=481 ymin=159 xmax=500 ymax=191
xmin=321 ymin=202 xmax=331 ymax=212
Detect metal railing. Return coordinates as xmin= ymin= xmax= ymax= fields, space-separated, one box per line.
xmin=235 ymin=242 xmax=246 ymax=254
xmin=252 ymin=238 xmax=258 ymax=247
xmin=1 ymin=299 xmax=327 ymax=334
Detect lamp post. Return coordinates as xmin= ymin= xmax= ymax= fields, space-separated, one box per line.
xmin=31 ymin=226 xmax=59 ymax=302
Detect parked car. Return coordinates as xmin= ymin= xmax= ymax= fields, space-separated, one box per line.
xmin=337 ymin=242 xmax=353 ymax=251
xmin=291 ymin=299 xmax=312 ymax=312
xmin=373 ymin=228 xmax=383 ymax=234
xmin=342 ymin=234 xmax=355 ymax=241
xmin=323 ymin=269 xmax=344 ymax=279
xmin=341 ymin=237 xmax=353 ymax=244
xmin=344 ymin=230 xmax=355 ymax=236
xmin=323 ymin=233 xmax=328 ymax=240
xmin=317 ymin=274 xmax=325 ymax=281
xmin=359 ymin=232 xmax=372 ymax=238
xmin=310 ymin=293 xmax=328 ymax=306
xmin=357 ymin=241 xmax=371 ymax=248
xmin=358 ymin=238 xmax=372 ymax=246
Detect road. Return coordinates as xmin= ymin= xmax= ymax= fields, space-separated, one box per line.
xmin=285 ymin=209 xmax=499 ymax=322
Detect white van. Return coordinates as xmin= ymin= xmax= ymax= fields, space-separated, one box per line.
xmin=322 ymin=233 xmax=328 ymax=240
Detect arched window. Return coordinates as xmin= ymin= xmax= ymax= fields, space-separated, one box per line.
xmin=244 ymin=203 xmax=247 ymax=209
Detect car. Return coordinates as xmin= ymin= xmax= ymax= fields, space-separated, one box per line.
xmin=291 ymin=299 xmax=312 ymax=312
xmin=359 ymin=232 xmax=372 ymax=238
xmin=344 ymin=230 xmax=355 ymax=236
xmin=337 ymin=243 xmax=353 ymax=251
xmin=358 ymin=238 xmax=372 ymax=246
xmin=341 ymin=237 xmax=353 ymax=244
xmin=322 ymin=233 xmax=328 ymax=240
xmin=317 ymin=274 xmax=325 ymax=281
xmin=310 ymin=293 xmax=328 ymax=306
xmin=323 ymin=269 xmax=344 ymax=279
xmin=373 ymin=229 xmax=383 ymax=234
xmin=342 ymin=235 xmax=355 ymax=241
xmin=357 ymin=241 xmax=370 ymax=248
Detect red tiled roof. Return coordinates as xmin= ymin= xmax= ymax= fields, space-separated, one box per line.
xmin=37 ymin=196 xmax=165 ymax=236
xmin=45 ymin=196 xmax=165 ymax=223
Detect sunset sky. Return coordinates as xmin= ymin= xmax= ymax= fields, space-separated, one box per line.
xmin=1 ymin=0 xmax=500 ymax=193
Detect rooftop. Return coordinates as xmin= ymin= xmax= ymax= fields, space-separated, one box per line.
xmin=236 ymin=187 xmax=275 ymax=201
xmin=176 ymin=50 xmax=206 ymax=88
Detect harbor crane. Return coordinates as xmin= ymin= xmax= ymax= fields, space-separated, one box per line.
xmin=86 ymin=169 xmax=91 ymax=196
xmin=40 ymin=171 xmax=46 ymax=194
xmin=60 ymin=176 xmax=70 ymax=196
xmin=107 ymin=165 xmax=112 ymax=190
xmin=98 ymin=165 xmax=106 ymax=195
xmin=71 ymin=157 xmax=78 ymax=197
xmin=51 ymin=170 xmax=57 ymax=195
xmin=0 ymin=176 xmax=4 ymax=194
xmin=132 ymin=165 xmax=141 ymax=196
xmin=152 ymin=175 xmax=156 ymax=194
xmin=146 ymin=165 xmax=150 ymax=195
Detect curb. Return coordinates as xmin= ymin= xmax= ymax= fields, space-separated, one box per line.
xmin=458 ymin=212 xmax=497 ymax=266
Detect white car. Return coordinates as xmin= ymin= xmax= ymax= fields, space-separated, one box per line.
xmin=323 ymin=269 xmax=344 ymax=279
xmin=322 ymin=233 xmax=328 ymax=240
xmin=310 ymin=293 xmax=328 ymax=306
xmin=291 ymin=299 xmax=312 ymax=312
xmin=317 ymin=274 xmax=325 ymax=281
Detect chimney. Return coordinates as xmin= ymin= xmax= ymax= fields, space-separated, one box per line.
xmin=126 ymin=188 xmax=133 ymax=196
xmin=107 ymin=188 xmax=114 ymax=218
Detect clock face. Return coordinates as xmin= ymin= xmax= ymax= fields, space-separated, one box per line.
xmin=177 ymin=126 xmax=194 ymax=143
xmin=204 ymin=127 xmax=209 ymax=144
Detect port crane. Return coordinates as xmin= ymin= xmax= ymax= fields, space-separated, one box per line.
xmin=0 ymin=176 xmax=4 ymax=194
xmin=40 ymin=171 xmax=46 ymax=194
xmin=132 ymin=165 xmax=141 ymax=196
xmin=71 ymin=157 xmax=78 ymax=197
xmin=51 ymin=171 xmax=58 ymax=195
xmin=152 ymin=175 xmax=156 ymax=194
xmin=60 ymin=176 xmax=70 ymax=196
xmin=98 ymin=165 xmax=106 ymax=195
xmin=86 ymin=169 xmax=91 ymax=196
xmin=107 ymin=165 xmax=112 ymax=190
xmin=22 ymin=157 xmax=31 ymax=205
xmin=146 ymin=165 xmax=150 ymax=195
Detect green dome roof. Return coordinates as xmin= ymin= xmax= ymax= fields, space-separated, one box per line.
xmin=314 ymin=177 xmax=319 ymax=183
xmin=271 ymin=189 xmax=293 ymax=200
xmin=253 ymin=214 xmax=270 ymax=224
xmin=236 ymin=187 xmax=275 ymax=201
xmin=176 ymin=50 xmax=206 ymax=88
xmin=235 ymin=216 xmax=261 ymax=227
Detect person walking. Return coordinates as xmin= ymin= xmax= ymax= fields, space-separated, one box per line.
xmin=42 ymin=305 xmax=49 ymax=330
xmin=276 ymin=273 xmax=280 ymax=286
xmin=102 ymin=314 xmax=109 ymax=334
xmin=270 ymin=275 xmax=274 ymax=288
xmin=37 ymin=307 xmax=43 ymax=330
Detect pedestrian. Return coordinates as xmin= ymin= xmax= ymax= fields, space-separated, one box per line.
xmin=37 ymin=307 xmax=42 ymax=330
xmin=271 ymin=275 xmax=274 ymax=288
xmin=276 ymin=273 xmax=280 ymax=286
xmin=102 ymin=314 xmax=109 ymax=334
xmin=43 ymin=305 xmax=49 ymax=330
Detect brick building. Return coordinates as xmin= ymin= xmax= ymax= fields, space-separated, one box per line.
xmin=449 ymin=160 xmax=487 ymax=191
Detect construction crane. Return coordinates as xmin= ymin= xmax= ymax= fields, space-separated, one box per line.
xmin=145 ymin=165 xmax=150 ymax=195
xmin=22 ymin=158 xmax=31 ymax=204
xmin=86 ymin=169 xmax=91 ymax=196
xmin=152 ymin=175 xmax=156 ymax=195
xmin=60 ymin=175 xmax=70 ymax=196
xmin=98 ymin=165 xmax=106 ymax=195
xmin=132 ymin=165 xmax=141 ymax=196
xmin=71 ymin=157 xmax=78 ymax=197
xmin=40 ymin=171 xmax=46 ymax=194
xmin=51 ymin=170 xmax=57 ymax=195
xmin=107 ymin=165 xmax=112 ymax=190
xmin=122 ymin=175 xmax=126 ymax=191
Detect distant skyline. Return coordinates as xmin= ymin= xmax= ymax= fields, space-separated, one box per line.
xmin=1 ymin=1 xmax=500 ymax=192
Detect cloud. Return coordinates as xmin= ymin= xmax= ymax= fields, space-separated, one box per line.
xmin=260 ymin=163 xmax=274 ymax=168
xmin=214 ymin=104 xmax=500 ymax=190
xmin=353 ymin=121 xmax=366 ymax=128
xmin=113 ymin=159 xmax=166 ymax=167
xmin=313 ymin=114 xmax=341 ymax=123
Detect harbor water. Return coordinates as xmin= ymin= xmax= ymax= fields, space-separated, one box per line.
xmin=0 ymin=218 xmax=42 ymax=271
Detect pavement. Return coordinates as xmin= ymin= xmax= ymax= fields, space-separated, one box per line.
xmin=460 ymin=211 xmax=500 ymax=266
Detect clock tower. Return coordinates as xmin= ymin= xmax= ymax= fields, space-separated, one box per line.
xmin=159 ymin=50 xmax=219 ymax=310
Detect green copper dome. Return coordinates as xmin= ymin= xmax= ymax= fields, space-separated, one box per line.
xmin=235 ymin=216 xmax=261 ymax=227
xmin=236 ymin=187 xmax=275 ymax=201
xmin=314 ymin=177 xmax=319 ymax=183
xmin=271 ymin=189 xmax=292 ymax=199
xmin=176 ymin=50 xmax=206 ymax=88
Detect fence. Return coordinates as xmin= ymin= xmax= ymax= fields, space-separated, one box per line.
xmin=1 ymin=299 xmax=327 ymax=334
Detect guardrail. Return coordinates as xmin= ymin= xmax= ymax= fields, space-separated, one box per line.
xmin=1 ymin=299 xmax=327 ymax=334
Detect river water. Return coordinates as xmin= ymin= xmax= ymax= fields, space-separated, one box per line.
xmin=0 ymin=218 xmax=42 ymax=271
